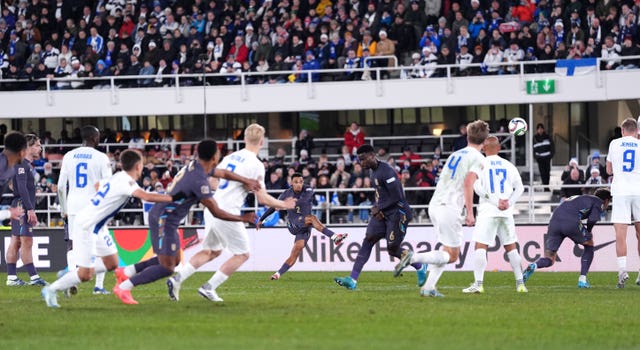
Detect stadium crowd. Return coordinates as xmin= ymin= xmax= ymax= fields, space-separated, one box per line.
xmin=1 ymin=0 xmax=639 ymax=89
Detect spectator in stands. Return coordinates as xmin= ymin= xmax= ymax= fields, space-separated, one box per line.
xmin=453 ymin=123 xmax=468 ymax=151
xmin=330 ymin=159 xmax=351 ymax=188
xmin=533 ymin=123 xmax=555 ymax=190
xmin=585 ymin=150 xmax=607 ymax=182
xmin=601 ymin=35 xmax=621 ymax=70
xmin=376 ymin=147 xmax=390 ymax=161
xmin=584 ymin=166 xmax=604 ymax=195
xmin=561 ymin=157 xmax=585 ymax=183
xmin=561 ymin=167 xmax=585 ymax=200
xmin=344 ymin=121 xmax=365 ymax=155
xmin=340 ymin=144 xmax=357 ymax=169
xmin=295 ymin=129 xmax=314 ymax=158
xmin=128 ymin=130 xmax=145 ymax=151
xmin=398 ymin=146 xmax=422 ymax=171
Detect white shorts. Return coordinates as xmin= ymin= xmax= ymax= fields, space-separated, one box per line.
xmin=73 ymin=220 xmax=118 ymax=268
xmin=429 ymin=204 xmax=464 ymax=248
xmin=202 ymin=210 xmax=250 ymax=255
xmin=473 ymin=216 xmax=517 ymax=246
xmin=611 ymin=195 xmax=640 ymax=224
xmin=67 ymin=214 xmax=77 ymax=241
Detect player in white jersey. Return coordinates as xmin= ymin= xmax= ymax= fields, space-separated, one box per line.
xmin=461 ymin=136 xmax=526 ymax=293
xmin=606 ymin=117 xmax=640 ymax=288
xmin=395 ymin=120 xmax=489 ymax=297
xmin=168 ymin=123 xmax=296 ymax=302
xmin=42 ymin=150 xmax=180 ymax=308
xmin=57 ymin=126 xmax=112 ymax=294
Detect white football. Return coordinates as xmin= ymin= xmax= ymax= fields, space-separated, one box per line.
xmin=508 ymin=117 xmax=528 ymax=136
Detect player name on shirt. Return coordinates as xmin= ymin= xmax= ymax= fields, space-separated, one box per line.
xmin=621 ymin=141 xmax=638 ymax=148
xmin=72 ymin=153 xmax=93 ymax=159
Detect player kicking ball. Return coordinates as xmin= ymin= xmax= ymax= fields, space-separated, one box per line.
xmin=461 ymin=136 xmax=527 ymax=294
xmin=41 ymin=150 xmax=182 ymax=308
xmin=256 ymin=172 xmax=348 ymax=280
xmin=522 ymin=189 xmax=612 ymax=288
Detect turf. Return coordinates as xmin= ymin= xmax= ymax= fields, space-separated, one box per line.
xmin=1 ymin=271 xmax=639 ymax=350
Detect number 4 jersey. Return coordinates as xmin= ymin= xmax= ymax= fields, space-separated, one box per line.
xmin=607 ymin=135 xmax=640 ymax=196
xmin=430 ymin=146 xmax=485 ymax=210
xmin=58 ymin=147 xmax=112 ymax=216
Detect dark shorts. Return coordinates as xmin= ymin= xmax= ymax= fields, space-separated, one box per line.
xmin=290 ymin=227 xmax=312 ymax=243
xmin=149 ymin=212 xmax=180 ymax=257
xmin=365 ymin=208 xmax=410 ymax=250
xmin=546 ymin=220 xmax=592 ymax=252
xmin=10 ymin=201 xmax=32 ymax=237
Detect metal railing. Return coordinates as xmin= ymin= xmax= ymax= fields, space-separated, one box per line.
xmin=27 ymin=182 xmax=610 ymax=229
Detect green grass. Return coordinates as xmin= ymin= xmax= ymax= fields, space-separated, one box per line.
xmin=2 ymin=271 xmax=640 ymax=350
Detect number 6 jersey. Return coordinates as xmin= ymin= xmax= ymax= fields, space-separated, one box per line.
xmin=57 ymin=146 xmax=112 ymax=216
xmin=607 ymin=135 xmax=640 ymax=196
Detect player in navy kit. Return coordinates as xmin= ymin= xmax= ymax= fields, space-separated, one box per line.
xmin=257 ymin=172 xmax=348 ymax=280
xmin=334 ymin=144 xmax=426 ymax=290
xmin=5 ymin=134 xmax=46 ymax=286
xmin=0 ymin=132 xmax=26 ymax=224
xmin=114 ymin=139 xmax=259 ymax=304
xmin=523 ymin=189 xmax=612 ymax=288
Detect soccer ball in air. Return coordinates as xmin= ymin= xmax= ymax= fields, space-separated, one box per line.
xmin=508 ymin=117 xmax=528 ymax=136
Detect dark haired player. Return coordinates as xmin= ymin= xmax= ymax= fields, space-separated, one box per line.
xmin=6 ymin=134 xmax=46 ymax=286
xmin=334 ymin=144 xmax=426 ymax=290
xmin=257 ymin=172 xmax=348 ymax=280
xmin=57 ymin=125 xmax=113 ymax=295
xmin=114 ymin=139 xmax=260 ymax=304
xmin=42 ymin=150 xmax=179 ymax=308
xmin=0 ymin=132 xmax=26 ymax=222
xmin=523 ymin=189 xmax=612 ymax=288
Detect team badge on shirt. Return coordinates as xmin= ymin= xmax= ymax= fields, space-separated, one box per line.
xmin=201 ymin=185 xmax=210 ymax=194
xmin=17 ymin=168 xmax=25 ymax=174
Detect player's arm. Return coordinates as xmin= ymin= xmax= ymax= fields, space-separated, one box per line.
xmin=606 ymin=160 xmax=612 ymax=176
xmin=213 ymin=168 xmax=261 ymax=192
xmin=257 ymin=191 xmax=287 ymax=229
xmin=0 ymin=207 xmax=24 ymax=221
xmin=256 ymin=187 xmax=296 ymax=210
xmin=15 ymin=164 xmax=36 ymax=225
xmin=201 ymin=197 xmax=257 ymax=223
xmin=464 ymin=171 xmax=477 ymax=226
xmin=57 ymin=159 xmax=69 ymax=216
xmin=509 ymin=172 xmax=525 ymax=208
xmin=131 ymin=188 xmax=175 ymax=203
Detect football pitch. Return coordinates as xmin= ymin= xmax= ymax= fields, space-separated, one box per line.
xmin=2 ymin=271 xmax=639 ymax=349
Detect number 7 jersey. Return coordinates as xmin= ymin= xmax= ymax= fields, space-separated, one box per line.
xmin=607 ymin=135 xmax=640 ymax=196
xmin=430 ymin=146 xmax=485 ymax=210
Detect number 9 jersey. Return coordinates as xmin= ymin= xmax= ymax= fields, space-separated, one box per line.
xmin=607 ymin=135 xmax=640 ymax=196
xmin=57 ymin=146 xmax=112 ymax=216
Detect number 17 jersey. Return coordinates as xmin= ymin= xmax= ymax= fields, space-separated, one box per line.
xmin=607 ymin=136 xmax=640 ymax=196
xmin=430 ymin=146 xmax=484 ymax=210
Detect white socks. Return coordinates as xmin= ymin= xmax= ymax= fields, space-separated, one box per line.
xmin=93 ymin=259 xmax=107 ymax=274
xmin=176 ymin=263 xmax=196 ymax=282
xmin=124 ymin=265 xmax=137 ymax=277
xmin=579 ymin=275 xmax=587 ymax=283
xmin=473 ymin=249 xmax=487 ymax=284
xmin=50 ymin=269 xmax=81 ymax=292
xmin=507 ymin=249 xmax=524 ymax=282
xmin=412 ymin=250 xmax=451 ymax=265
xmin=207 ymin=271 xmax=229 ymax=290
xmin=66 ymin=250 xmax=75 ymax=272
xmin=617 ymin=256 xmax=627 ymax=274
xmin=423 ymin=264 xmax=445 ymax=291
xmin=95 ymin=272 xmax=105 ymax=289
xmin=119 ymin=280 xmax=134 ymax=290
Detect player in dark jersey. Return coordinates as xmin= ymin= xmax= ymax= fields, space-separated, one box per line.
xmin=5 ymin=134 xmax=46 ymax=286
xmin=0 ymin=132 xmax=26 ymax=224
xmin=523 ymin=188 xmax=612 ymax=288
xmin=113 ymin=139 xmax=259 ymax=304
xmin=334 ymin=145 xmax=426 ymax=290
xmin=257 ymin=172 xmax=348 ymax=280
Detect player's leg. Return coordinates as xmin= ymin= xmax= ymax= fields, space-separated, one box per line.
xmin=305 ymin=215 xmax=348 ymax=245
xmin=273 ymin=232 xmax=309 ymax=280
xmin=635 ymin=222 xmax=640 ymax=285
xmin=406 ymin=206 xmax=457 ymax=267
xmin=612 ymin=195 xmax=631 ymax=288
xmin=198 ymin=220 xmax=250 ymax=302
xmin=578 ymin=240 xmax=594 ymax=288
xmin=499 ymin=217 xmax=526 ymax=292
xmin=385 ymin=209 xmax=425 ymax=285
xmin=20 ymin=235 xmax=45 ymax=285
xmin=334 ymin=218 xmax=383 ymax=290
xmin=463 ymin=216 xmax=495 ymax=293
xmin=91 ymin=228 xmax=116 ymax=294
xmin=5 ymin=233 xmax=25 ymax=286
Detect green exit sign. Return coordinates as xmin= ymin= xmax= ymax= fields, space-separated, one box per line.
xmin=526 ymin=79 xmax=555 ymax=95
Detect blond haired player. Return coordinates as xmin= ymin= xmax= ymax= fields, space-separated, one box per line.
xmin=167 ymin=124 xmax=296 ymax=302
xmin=395 ymin=120 xmax=489 ymax=297
xmin=606 ymin=117 xmax=640 ymax=288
